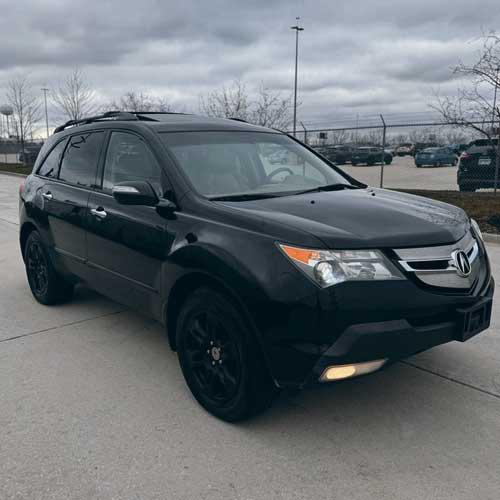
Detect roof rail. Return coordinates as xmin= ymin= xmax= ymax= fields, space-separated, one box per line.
xmin=228 ymin=117 xmax=248 ymax=123
xmin=53 ymin=111 xmax=139 ymax=133
xmin=53 ymin=110 xmax=192 ymax=134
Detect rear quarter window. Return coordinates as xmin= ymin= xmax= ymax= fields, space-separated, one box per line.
xmin=37 ymin=139 xmax=67 ymax=178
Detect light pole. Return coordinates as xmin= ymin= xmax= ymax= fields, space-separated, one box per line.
xmin=41 ymin=87 xmax=50 ymax=139
xmin=291 ymin=18 xmax=304 ymax=137
xmin=491 ymin=68 xmax=499 ymax=193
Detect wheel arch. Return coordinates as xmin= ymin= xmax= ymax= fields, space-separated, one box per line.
xmin=19 ymin=221 xmax=38 ymax=261
xmin=164 ymin=271 xmax=257 ymax=352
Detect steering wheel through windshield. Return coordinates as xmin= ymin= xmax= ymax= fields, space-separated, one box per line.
xmin=266 ymin=167 xmax=294 ymax=183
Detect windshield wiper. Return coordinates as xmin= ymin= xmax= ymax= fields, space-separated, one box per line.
xmin=293 ymin=183 xmax=360 ymax=195
xmin=209 ymin=192 xmax=284 ymax=201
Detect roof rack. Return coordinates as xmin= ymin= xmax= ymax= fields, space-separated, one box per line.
xmin=228 ymin=117 xmax=249 ymax=123
xmin=53 ymin=110 xmax=190 ymax=134
xmin=53 ymin=111 xmax=139 ymax=133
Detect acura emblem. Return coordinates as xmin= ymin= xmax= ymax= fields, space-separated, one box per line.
xmin=451 ymin=250 xmax=471 ymax=277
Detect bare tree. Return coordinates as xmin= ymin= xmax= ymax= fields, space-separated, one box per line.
xmin=250 ymin=84 xmax=293 ymax=130
xmin=52 ymin=68 xmax=96 ymax=121
xmin=5 ymin=75 xmax=41 ymax=156
xmin=199 ymin=80 xmax=251 ymax=121
xmin=106 ymin=91 xmax=173 ymax=113
xmin=199 ymin=80 xmax=292 ymax=130
xmin=432 ymin=31 xmax=500 ymax=189
xmin=432 ymin=32 xmax=500 ymax=139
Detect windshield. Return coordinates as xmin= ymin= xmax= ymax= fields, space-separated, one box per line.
xmin=160 ymin=131 xmax=352 ymax=198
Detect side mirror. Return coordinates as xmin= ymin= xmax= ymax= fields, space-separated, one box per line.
xmin=112 ymin=181 xmax=159 ymax=206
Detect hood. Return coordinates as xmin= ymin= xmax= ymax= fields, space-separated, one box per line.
xmin=219 ymin=188 xmax=469 ymax=249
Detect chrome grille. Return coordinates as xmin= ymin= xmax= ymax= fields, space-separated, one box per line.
xmin=394 ymin=232 xmax=480 ymax=289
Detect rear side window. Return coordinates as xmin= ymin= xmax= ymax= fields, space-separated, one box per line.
xmin=59 ymin=132 xmax=104 ymax=187
xmin=102 ymin=131 xmax=163 ymax=195
xmin=37 ymin=140 xmax=67 ymax=178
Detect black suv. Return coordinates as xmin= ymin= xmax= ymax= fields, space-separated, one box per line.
xmin=351 ymin=147 xmax=393 ymax=166
xmin=457 ymin=139 xmax=499 ymax=191
xmin=315 ymin=145 xmax=349 ymax=165
xmin=19 ymin=112 xmax=494 ymax=421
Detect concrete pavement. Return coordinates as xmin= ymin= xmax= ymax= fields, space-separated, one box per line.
xmin=1 ymin=173 xmax=500 ymax=500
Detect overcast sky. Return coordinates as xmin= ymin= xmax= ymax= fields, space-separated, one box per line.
xmin=1 ymin=0 xmax=500 ymax=131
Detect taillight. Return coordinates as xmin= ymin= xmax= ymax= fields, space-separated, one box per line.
xmin=460 ymin=152 xmax=471 ymax=160
xmin=19 ymin=180 xmax=26 ymax=197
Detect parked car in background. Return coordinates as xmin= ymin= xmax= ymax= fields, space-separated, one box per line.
xmin=415 ymin=147 xmax=457 ymax=167
xmin=18 ymin=146 xmax=42 ymax=164
xmin=351 ymin=147 xmax=393 ymax=166
xmin=457 ymin=139 xmax=499 ymax=191
xmin=449 ymin=143 xmax=469 ymax=155
xmin=315 ymin=146 xmax=349 ymax=165
xmin=413 ymin=142 xmax=439 ymax=157
xmin=332 ymin=144 xmax=353 ymax=163
xmin=384 ymin=145 xmax=396 ymax=156
xmin=395 ymin=143 xmax=413 ymax=156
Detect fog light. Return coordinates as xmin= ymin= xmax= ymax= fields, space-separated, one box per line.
xmin=319 ymin=359 xmax=387 ymax=382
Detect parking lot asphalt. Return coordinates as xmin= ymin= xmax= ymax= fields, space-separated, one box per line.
xmin=1 ymin=172 xmax=500 ymax=500
xmin=342 ymin=154 xmax=458 ymax=190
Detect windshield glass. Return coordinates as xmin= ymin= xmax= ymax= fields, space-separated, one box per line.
xmin=160 ymin=131 xmax=351 ymax=198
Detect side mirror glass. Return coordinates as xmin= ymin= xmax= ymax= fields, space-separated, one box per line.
xmin=112 ymin=181 xmax=159 ymax=206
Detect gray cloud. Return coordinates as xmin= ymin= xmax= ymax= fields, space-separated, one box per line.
xmin=1 ymin=0 xmax=499 ymax=132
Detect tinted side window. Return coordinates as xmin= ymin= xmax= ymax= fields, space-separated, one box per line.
xmin=59 ymin=132 xmax=104 ymax=187
xmin=37 ymin=139 xmax=67 ymax=178
xmin=102 ymin=132 xmax=162 ymax=195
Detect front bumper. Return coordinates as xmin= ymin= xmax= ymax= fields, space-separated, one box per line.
xmin=269 ymin=278 xmax=494 ymax=389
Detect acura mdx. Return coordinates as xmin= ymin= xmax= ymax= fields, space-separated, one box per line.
xmin=19 ymin=111 xmax=494 ymax=421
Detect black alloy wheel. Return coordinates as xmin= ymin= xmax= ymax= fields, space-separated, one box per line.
xmin=184 ymin=310 xmax=242 ymax=405
xmin=26 ymin=239 xmax=49 ymax=297
xmin=24 ymin=231 xmax=74 ymax=305
xmin=176 ymin=287 xmax=276 ymax=421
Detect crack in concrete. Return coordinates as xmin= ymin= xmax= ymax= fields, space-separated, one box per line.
xmin=0 ymin=308 xmax=128 ymax=345
xmin=401 ymin=360 xmax=500 ymax=401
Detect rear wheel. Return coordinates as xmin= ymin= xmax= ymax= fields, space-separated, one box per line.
xmin=176 ymin=287 xmax=277 ymax=421
xmin=24 ymin=231 xmax=74 ymax=305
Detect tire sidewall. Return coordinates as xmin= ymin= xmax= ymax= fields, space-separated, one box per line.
xmin=176 ymin=288 xmax=265 ymax=421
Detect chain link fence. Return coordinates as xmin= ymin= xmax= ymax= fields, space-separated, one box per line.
xmin=292 ymin=115 xmax=500 ymax=194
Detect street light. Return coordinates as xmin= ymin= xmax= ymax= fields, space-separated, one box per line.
xmin=41 ymin=87 xmax=50 ymax=139
xmin=291 ymin=18 xmax=304 ymax=137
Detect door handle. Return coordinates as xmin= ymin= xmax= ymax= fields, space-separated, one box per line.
xmin=90 ymin=208 xmax=107 ymax=219
xmin=42 ymin=192 xmax=53 ymax=201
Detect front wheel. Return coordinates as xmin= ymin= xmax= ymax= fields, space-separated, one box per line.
xmin=24 ymin=231 xmax=74 ymax=305
xmin=176 ymin=287 xmax=277 ymax=421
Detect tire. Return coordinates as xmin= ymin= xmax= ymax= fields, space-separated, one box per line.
xmin=176 ymin=287 xmax=277 ymax=421
xmin=24 ymin=231 xmax=74 ymax=305
xmin=459 ymin=184 xmax=475 ymax=192
xmin=384 ymin=158 xmax=392 ymax=165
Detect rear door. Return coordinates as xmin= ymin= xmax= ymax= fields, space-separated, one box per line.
xmin=38 ymin=131 xmax=104 ymax=275
xmin=86 ymin=130 xmax=173 ymax=319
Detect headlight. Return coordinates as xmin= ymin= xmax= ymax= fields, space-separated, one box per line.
xmin=278 ymin=244 xmax=404 ymax=288
xmin=470 ymin=219 xmax=483 ymax=241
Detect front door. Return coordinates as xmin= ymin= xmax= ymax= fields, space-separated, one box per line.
xmin=86 ymin=130 xmax=173 ymax=319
